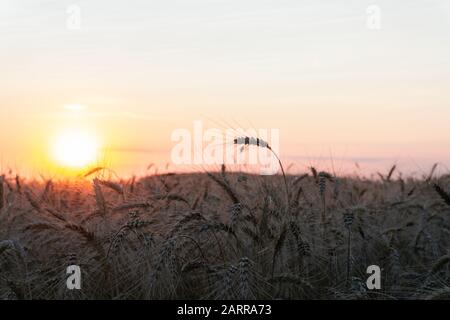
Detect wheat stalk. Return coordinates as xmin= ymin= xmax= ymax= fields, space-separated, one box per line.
xmin=0 ymin=175 xmax=4 ymax=211
xmin=426 ymin=163 xmax=438 ymax=182
xmin=93 ymin=179 xmax=107 ymax=215
xmin=15 ymin=175 xmax=22 ymax=193
xmin=387 ymin=165 xmax=397 ymax=182
xmin=429 ymin=255 xmax=450 ymax=276
xmin=318 ymin=171 xmax=332 ymax=225
xmin=97 ymin=179 xmax=124 ymax=195
xmin=207 ymin=172 xmax=239 ymax=204
xmin=343 ymin=209 xmax=354 ymax=289
xmin=83 ymin=167 xmax=105 ymax=178
xmin=271 ymin=223 xmax=288 ymax=277
xmin=433 ymin=184 xmax=450 ymax=206
xmin=40 ymin=179 xmax=53 ymax=201
xmin=233 ymin=136 xmax=290 ymax=209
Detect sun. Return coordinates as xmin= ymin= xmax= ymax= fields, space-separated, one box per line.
xmin=52 ymin=129 xmax=100 ymax=168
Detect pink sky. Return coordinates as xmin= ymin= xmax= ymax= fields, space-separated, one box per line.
xmin=1 ymin=1 xmax=449 ymax=177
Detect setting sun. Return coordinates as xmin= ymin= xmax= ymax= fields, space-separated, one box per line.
xmin=52 ymin=129 xmax=100 ymax=168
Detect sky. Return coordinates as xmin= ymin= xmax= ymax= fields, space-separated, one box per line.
xmin=0 ymin=0 xmax=450 ymax=177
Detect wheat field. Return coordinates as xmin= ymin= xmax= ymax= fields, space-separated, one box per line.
xmin=0 ymin=166 xmax=449 ymax=300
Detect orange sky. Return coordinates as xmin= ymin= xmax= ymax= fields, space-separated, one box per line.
xmin=1 ymin=0 xmax=450 ymax=178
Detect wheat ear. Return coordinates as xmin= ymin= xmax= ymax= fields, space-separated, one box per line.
xmin=233 ymin=136 xmax=289 ymax=209
xmin=433 ymin=184 xmax=450 ymax=206
xmin=93 ymin=179 xmax=107 ymax=215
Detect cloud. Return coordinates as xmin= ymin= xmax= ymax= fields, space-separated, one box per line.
xmin=41 ymin=110 xmax=167 ymax=122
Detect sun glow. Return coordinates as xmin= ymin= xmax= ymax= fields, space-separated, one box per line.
xmin=52 ymin=129 xmax=100 ymax=168
xmin=64 ymin=104 xmax=85 ymax=112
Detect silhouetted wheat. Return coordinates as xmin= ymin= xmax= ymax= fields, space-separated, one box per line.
xmin=433 ymin=184 xmax=450 ymax=206
xmin=0 ymin=164 xmax=448 ymax=300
